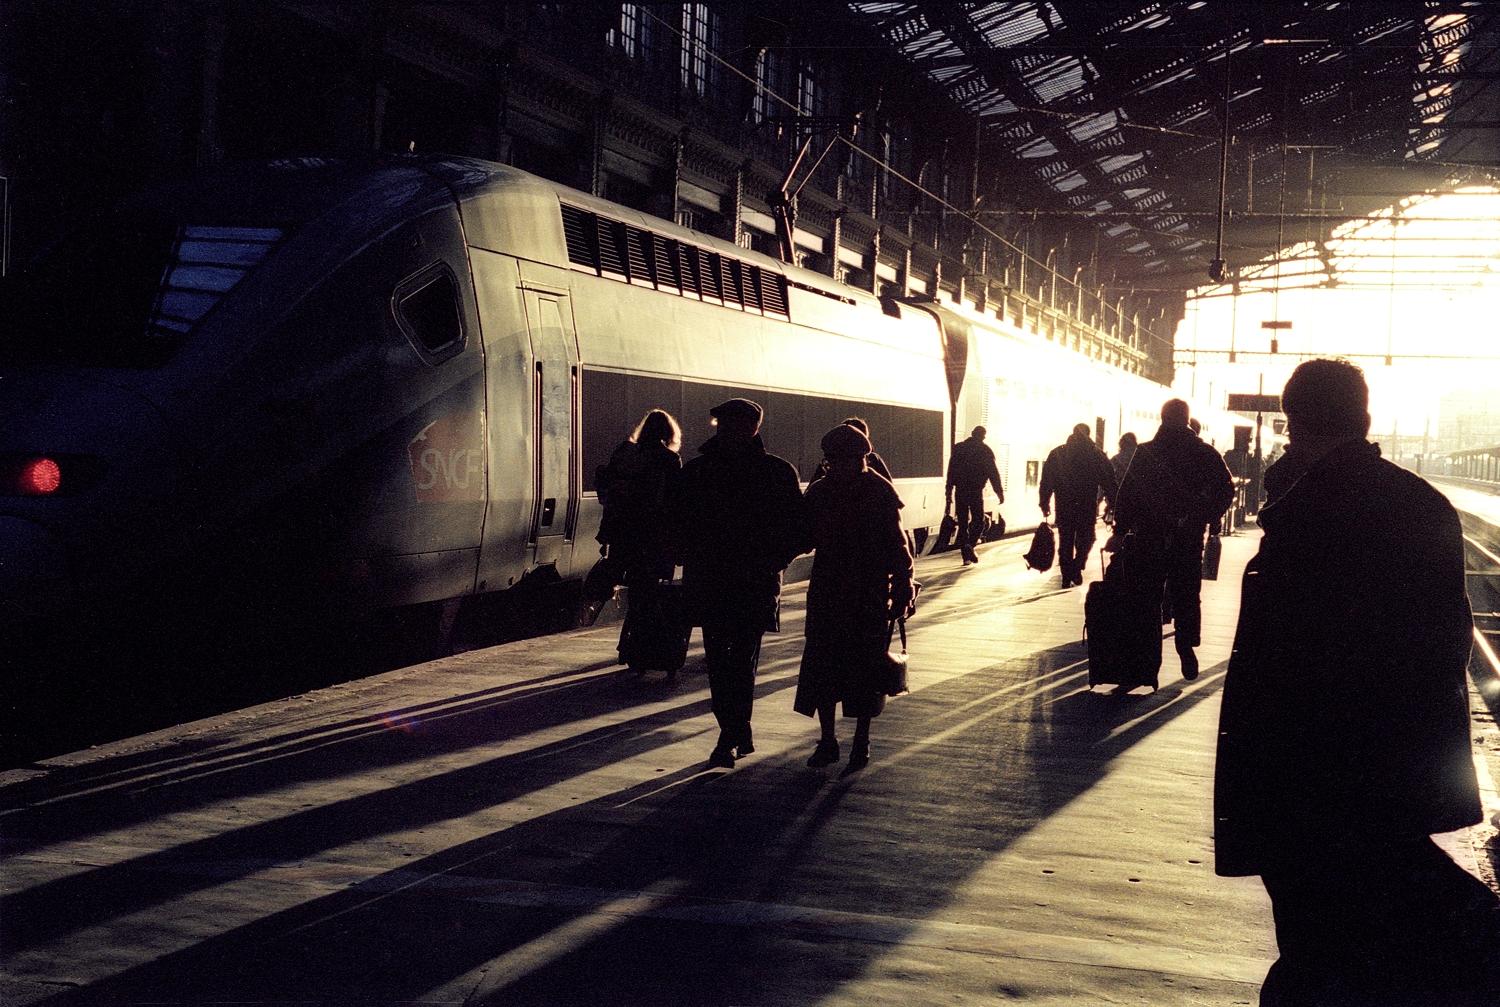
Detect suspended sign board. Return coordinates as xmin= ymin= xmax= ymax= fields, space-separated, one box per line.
xmin=1227 ymin=393 xmax=1282 ymax=413
xmin=1260 ymin=320 xmax=1293 ymax=330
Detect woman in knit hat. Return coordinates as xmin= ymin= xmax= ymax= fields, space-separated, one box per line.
xmin=793 ymin=423 xmax=916 ymax=773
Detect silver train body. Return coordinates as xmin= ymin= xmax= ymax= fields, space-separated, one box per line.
xmin=0 ymin=156 xmax=1259 ymax=635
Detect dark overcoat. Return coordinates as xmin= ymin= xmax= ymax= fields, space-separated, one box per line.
xmin=1115 ymin=423 xmax=1235 ymax=534
xmin=1039 ymin=433 xmax=1116 ymax=525
xmin=673 ymin=433 xmax=805 ymax=632
xmin=596 ymin=439 xmax=681 ymax=573
xmin=794 ymin=468 xmax=913 ymax=719
xmin=1213 ymin=440 xmax=1480 ymax=877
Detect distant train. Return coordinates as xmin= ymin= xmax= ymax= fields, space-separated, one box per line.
xmin=0 ymin=155 xmax=1262 ymax=644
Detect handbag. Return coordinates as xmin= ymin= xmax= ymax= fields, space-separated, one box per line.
xmin=880 ymin=618 xmax=909 ymax=696
xmin=1201 ymin=533 xmax=1223 ymax=581
xmin=1023 ymin=522 xmax=1056 ymax=571
xmin=934 ymin=514 xmax=958 ymax=552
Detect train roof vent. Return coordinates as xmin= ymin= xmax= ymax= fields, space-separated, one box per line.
xmin=758 ymin=269 xmax=788 ymax=316
xmin=595 ymin=218 xmax=627 ymax=278
xmin=560 ymin=204 xmax=596 ymax=269
xmin=652 ymin=234 xmax=681 ymax=292
xmin=721 ymin=257 xmax=744 ymax=309
xmin=624 ymin=225 xmax=652 ymax=284
xmin=699 ymin=251 xmax=723 ymax=301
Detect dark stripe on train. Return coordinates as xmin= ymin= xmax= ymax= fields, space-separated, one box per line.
xmin=581 ymin=369 xmax=944 ymax=491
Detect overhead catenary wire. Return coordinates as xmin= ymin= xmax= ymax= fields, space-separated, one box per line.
xmin=635 ymin=6 xmax=1179 ymax=353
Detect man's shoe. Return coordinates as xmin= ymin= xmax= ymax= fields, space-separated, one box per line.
xmin=1179 ymin=648 xmax=1200 ymax=681
xmin=707 ymin=746 xmax=736 ymax=769
xmin=735 ymin=733 xmax=755 ymax=758
xmin=806 ymin=739 xmax=840 ymax=767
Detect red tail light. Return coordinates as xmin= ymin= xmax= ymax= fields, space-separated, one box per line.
xmin=19 ymin=458 xmax=63 ymax=495
xmin=1 ymin=455 xmax=91 ymax=496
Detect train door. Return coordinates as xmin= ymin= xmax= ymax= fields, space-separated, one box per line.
xmin=520 ymin=274 xmax=580 ymax=571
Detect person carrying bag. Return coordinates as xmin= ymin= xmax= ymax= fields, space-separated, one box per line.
xmin=795 ymin=424 xmax=916 ymax=774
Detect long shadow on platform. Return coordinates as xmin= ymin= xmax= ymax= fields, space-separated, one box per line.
xmin=0 ymin=558 xmax=1056 ymax=855
xmin=0 ymin=660 xmax=625 ymax=812
xmin=27 ymin=643 xmax=1226 ymax=1006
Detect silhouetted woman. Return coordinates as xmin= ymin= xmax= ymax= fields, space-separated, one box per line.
xmin=795 ymin=423 xmax=915 ymax=772
xmin=596 ymin=408 xmax=683 ymax=675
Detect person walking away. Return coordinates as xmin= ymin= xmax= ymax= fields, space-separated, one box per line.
xmin=1110 ymin=432 xmax=1138 ymax=486
xmin=945 ymin=425 xmax=1004 ymax=565
xmin=1114 ymin=399 xmax=1234 ymax=680
xmin=1213 ymin=358 xmax=1499 ymax=1005
xmin=808 ymin=416 xmax=893 ymax=485
xmin=1039 ymin=424 xmax=1116 ymax=587
xmin=595 ymin=409 xmax=684 ymax=676
xmin=795 ymin=424 xmax=916 ymax=774
xmin=673 ymin=398 xmax=806 ymax=768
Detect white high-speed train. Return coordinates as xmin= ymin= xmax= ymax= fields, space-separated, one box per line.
xmin=0 ymin=155 xmax=1256 ymax=645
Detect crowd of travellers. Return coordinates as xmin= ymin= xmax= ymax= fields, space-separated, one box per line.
xmin=589 ymin=361 xmax=1500 ymax=1003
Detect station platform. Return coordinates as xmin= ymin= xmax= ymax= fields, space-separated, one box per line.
xmin=3 ymin=528 xmax=1497 ymax=1006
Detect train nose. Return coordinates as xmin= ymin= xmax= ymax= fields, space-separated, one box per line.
xmin=0 ymin=515 xmax=71 ymax=626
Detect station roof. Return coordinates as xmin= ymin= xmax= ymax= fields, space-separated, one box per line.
xmin=851 ymin=1 xmax=1500 ymax=291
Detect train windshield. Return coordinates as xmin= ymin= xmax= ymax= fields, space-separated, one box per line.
xmin=0 ymin=220 xmax=283 ymax=368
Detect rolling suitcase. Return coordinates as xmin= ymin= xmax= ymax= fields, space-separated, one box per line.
xmin=1085 ymin=554 xmax=1162 ymax=691
xmin=619 ymin=580 xmax=691 ymax=674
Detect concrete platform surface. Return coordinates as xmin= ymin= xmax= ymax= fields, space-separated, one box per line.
xmin=2 ymin=529 xmax=1496 ymax=1006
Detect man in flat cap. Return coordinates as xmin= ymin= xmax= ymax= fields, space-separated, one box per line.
xmin=674 ymin=397 xmax=807 ymax=768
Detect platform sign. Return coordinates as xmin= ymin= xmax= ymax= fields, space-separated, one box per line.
xmin=1260 ymin=320 xmax=1293 ymax=330
xmin=1227 ymin=393 xmax=1282 ymax=413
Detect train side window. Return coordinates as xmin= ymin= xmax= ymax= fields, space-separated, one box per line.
xmin=393 ymin=264 xmax=465 ymax=362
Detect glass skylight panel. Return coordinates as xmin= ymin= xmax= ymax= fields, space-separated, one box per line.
xmin=979 ymin=3 xmax=1052 ymax=47
xmin=972 ymin=94 xmax=1019 ymax=117
xmin=1024 ymin=56 xmax=1091 ymax=101
xmin=1015 ymin=136 xmax=1059 ymax=159
xmin=1066 ymin=111 xmax=1117 ymax=143
xmin=1097 ymin=152 xmax=1142 ymax=174
xmin=1106 ymin=223 xmax=1133 ymax=237
xmin=1051 ymin=171 xmax=1087 ymax=192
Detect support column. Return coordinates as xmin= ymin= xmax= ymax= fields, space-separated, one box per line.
xmin=196 ymin=7 xmax=227 ymax=166
xmin=731 ymin=161 xmax=747 ymax=247
xmin=827 ymin=176 xmax=844 ymax=280
xmin=589 ymin=94 xmax=611 ymax=198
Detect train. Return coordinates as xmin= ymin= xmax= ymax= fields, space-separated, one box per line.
xmin=0 ymin=155 xmax=1263 ymax=651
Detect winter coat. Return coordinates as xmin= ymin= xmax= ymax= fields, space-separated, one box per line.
xmin=596 ymin=439 xmax=681 ymax=573
xmin=1039 ymin=433 xmax=1116 ymax=525
xmin=794 ymin=468 xmax=913 ymax=719
xmin=946 ymin=436 xmax=1004 ymax=499
xmin=1213 ymin=440 xmax=1480 ymax=877
xmin=1115 ymin=423 xmax=1234 ymax=537
xmin=673 ymin=433 xmax=806 ymax=631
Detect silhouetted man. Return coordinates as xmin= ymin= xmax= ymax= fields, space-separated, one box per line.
xmin=674 ymin=398 xmax=806 ymax=768
xmin=1039 ymin=424 xmax=1116 ymax=587
xmin=1215 ymin=359 xmax=1498 ymax=1005
xmin=1114 ymin=399 xmax=1234 ymax=680
xmin=1110 ymin=432 xmax=1138 ymax=485
xmin=945 ymin=425 xmax=1004 ymax=565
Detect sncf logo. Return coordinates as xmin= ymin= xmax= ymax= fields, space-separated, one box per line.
xmin=407 ymin=415 xmax=483 ymax=502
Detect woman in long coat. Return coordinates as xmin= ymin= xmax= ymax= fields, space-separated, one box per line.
xmin=595 ymin=408 xmax=683 ymax=675
xmin=795 ymin=424 xmax=915 ymax=771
